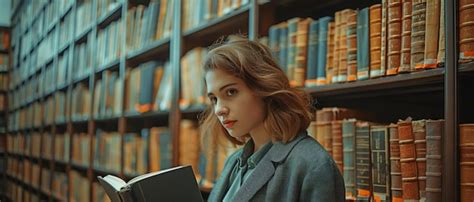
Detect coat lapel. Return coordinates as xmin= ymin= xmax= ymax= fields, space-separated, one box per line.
xmin=212 ymin=151 xmax=240 ymax=200
xmin=232 ymin=132 xmax=309 ymax=201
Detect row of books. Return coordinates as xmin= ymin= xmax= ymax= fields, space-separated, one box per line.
xmin=75 ymin=0 xmax=94 ymax=38
xmin=6 ymin=158 xmax=41 ymax=189
xmin=97 ymin=0 xmax=121 ymax=21
xmin=267 ymin=0 xmax=445 ymax=87
xmin=181 ymin=0 xmax=249 ymax=31
xmin=180 ymin=47 xmax=207 ymax=109
xmin=71 ymin=82 xmax=91 ymax=121
xmin=57 ymin=48 xmax=71 ymax=88
xmin=94 ymin=70 xmax=123 ymax=118
xmin=73 ymin=34 xmax=94 ymax=81
xmin=0 ymin=31 xmax=9 ymax=50
xmin=8 ymin=102 xmax=43 ymax=130
xmin=307 ymin=108 xmax=443 ymax=201
xmin=59 ymin=8 xmax=74 ymax=49
xmin=9 ymin=70 xmax=42 ymax=110
xmin=0 ymin=54 xmax=9 ymax=72
xmin=96 ymin=18 xmax=123 ymax=68
xmin=126 ymin=0 xmax=174 ymax=52
xmin=5 ymin=181 xmax=41 ymax=202
xmin=125 ymin=61 xmax=172 ymax=114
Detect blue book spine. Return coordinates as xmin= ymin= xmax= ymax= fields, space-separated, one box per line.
xmin=306 ymin=20 xmax=319 ymax=87
xmin=279 ymin=26 xmax=288 ymax=72
xmin=269 ymin=25 xmax=280 ymax=63
xmin=159 ymin=130 xmax=173 ymax=169
xmin=342 ymin=120 xmax=357 ymax=200
xmin=357 ymin=8 xmax=370 ymax=80
xmin=316 ymin=17 xmax=332 ymax=85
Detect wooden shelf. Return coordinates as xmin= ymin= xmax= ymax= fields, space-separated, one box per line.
xmin=59 ymin=3 xmax=74 ymax=20
xmin=73 ymin=72 xmax=90 ymax=84
xmin=74 ymin=25 xmax=93 ymax=43
xmin=97 ymin=3 xmax=123 ymax=29
xmin=96 ymin=58 xmax=120 ymax=74
xmin=306 ymin=68 xmax=445 ymax=101
xmin=71 ymin=162 xmax=89 ymax=172
xmin=58 ymin=42 xmax=70 ymax=56
xmin=126 ymin=37 xmax=171 ymax=65
xmin=124 ymin=110 xmax=169 ymax=120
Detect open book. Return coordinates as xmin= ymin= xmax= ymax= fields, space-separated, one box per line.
xmin=97 ymin=165 xmax=203 ymax=202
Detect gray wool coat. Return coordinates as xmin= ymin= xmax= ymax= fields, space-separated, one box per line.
xmin=208 ymin=131 xmax=346 ymax=202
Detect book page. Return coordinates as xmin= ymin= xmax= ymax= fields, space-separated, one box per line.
xmin=103 ymin=175 xmax=128 ymax=191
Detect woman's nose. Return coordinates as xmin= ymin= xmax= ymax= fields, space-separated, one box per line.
xmin=215 ymin=102 xmax=229 ymax=116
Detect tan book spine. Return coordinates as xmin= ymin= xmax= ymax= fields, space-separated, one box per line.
xmin=387 ymin=0 xmax=402 ymax=75
xmin=389 ymin=123 xmax=403 ymax=201
xmin=436 ymin=0 xmax=445 ymax=65
xmin=425 ymin=120 xmax=444 ymax=202
xmin=413 ymin=120 xmax=427 ymax=200
xmin=460 ymin=124 xmax=474 ymax=202
xmin=332 ymin=11 xmax=341 ymax=83
xmin=458 ymin=1 xmax=474 ymax=62
xmin=294 ymin=18 xmax=311 ymax=87
xmin=337 ymin=9 xmax=352 ymax=82
xmin=411 ymin=0 xmax=427 ymax=70
xmin=326 ymin=22 xmax=335 ymax=84
xmin=423 ymin=0 xmax=440 ymax=68
xmin=347 ymin=11 xmax=358 ymax=82
xmin=399 ymin=0 xmax=413 ymax=73
xmin=332 ymin=120 xmax=343 ymax=173
xmin=316 ymin=109 xmax=334 ymax=155
xmin=370 ymin=4 xmax=382 ymax=76
xmin=398 ymin=118 xmax=420 ymax=200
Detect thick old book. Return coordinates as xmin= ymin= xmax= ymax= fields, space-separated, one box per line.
xmin=356 ymin=121 xmax=372 ymax=201
xmin=326 ymin=22 xmax=336 ymax=84
xmin=398 ymin=118 xmax=420 ymax=200
xmin=399 ymin=0 xmax=413 ymax=73
xmin=347 ymin=10 xmax=358 ymax=82
xmin=389 ymin=123 xmax=403 ymax=201
xmin=373 ymin=0 xmax=388 ymax=78
xmin=460 ymin=124 xmax=474 ymax=202
xmin=332 ymin=120 xmax=344 ymax=173
xmin=370 ymin=125 xmax=391 ymax=202
xmin=287 ymin=17 xmax=301 ymax=85
xmin=306 ymin=20 xmax=319 ymax=87
xmin=292 ymin=18 xmax=311 ymax=87
xmin=413 ymin=120 xmax=427 ymax=200
xmin=411 ymin=0 xmax=427 ymax=70
xmin=316 ymin=17 xmax=332 ymax=86
xmin=436 ymin=0 xmax=445 ymax=65
xmin=97 ymin=165 xmax=203 ymax=202
xmin=387 ymin=0 xmax=403 ymax=76
xmin=369 ymin=4 xmax=382 ymax=79
xmin=423 ymin=0 xmax=440 ymax=68
xmin=425 ymin=120 xmax=444 ymax=202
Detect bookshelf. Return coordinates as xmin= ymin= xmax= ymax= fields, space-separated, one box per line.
xmin=3 ymin=0 xmax=466 ymax=201
xmin=0 ymin=25 xmax=10 ymax=202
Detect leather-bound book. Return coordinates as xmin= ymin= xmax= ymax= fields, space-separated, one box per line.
xmin=387 ymin=0 xmax=402 ymax=75
xmin=332 ymin=120 xmax=344 ymax=173
xmin=369 ymin=4 xmax=382 ymax=79
xmin=295 ymin=18 xmax=312 ymax=87
xmin=337 ymin=9 xmax=352 ymax=83
xmin=326 ymin=22 xmax=335 ymax=84
xmin=316 ymin=108 xmax=334 ymax=155
xmin=436 ymin=0 xmax=445 ymax=65
xmin=460 ymin=123 xmax=474 ymax=202
xmin=423 ymin=0 xmax=440 ymax=68
xmin=373 ymin=0 xmax=388 ymax=78
xmin=410 ymin=0 xmax=427 ymax=70
xmin=356 ymin=121 xmax=372 ymax=201
xmin=347 ymin=10 xmax=358 ymax=82
xmin=399 ymin=0 xmax=413 ymax=73
xmin=458 ymin=0 xmax=474 ymax=62
xmin=343 ymin=119 xmax=357 ymax=200
xmin=398 ymin=118 xmax=420 ymax=200
xmin=332 ymin=11 xmax=341 ymax=83
xmin=413 ymin=120 xmax=427 ymax=200
xmin=389 ymin=123 xmax=403 ymax=202
xmin=425 ymin=120 xmax=444 ymax=202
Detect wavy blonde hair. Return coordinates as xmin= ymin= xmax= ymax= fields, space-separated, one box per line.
xmin=199 ymin=35 xmax=313 ymax=147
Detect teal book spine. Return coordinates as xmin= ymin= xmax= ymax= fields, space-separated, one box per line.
xmin=316 ymin=16 xmax=332 ymax=85
xmin=357 ymin=7 xmax=370 ymax=80
xmin=342 ymin=119 xmax=357 ymax=200
xmin=306 ymin=20 xmax=319 ymax=87
xmin=279 ymin=26 xmax=288 ymax=73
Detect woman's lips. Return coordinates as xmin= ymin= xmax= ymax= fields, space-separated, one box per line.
xmin=224 ymin=121 xmax=237 ymax=128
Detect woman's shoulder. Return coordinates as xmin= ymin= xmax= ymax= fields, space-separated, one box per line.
xmin=285 ymin=135 xmax=336 ymax=170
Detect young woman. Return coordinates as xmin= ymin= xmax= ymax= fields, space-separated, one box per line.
xmin=200 ymin=35 xmax=345 ymax=202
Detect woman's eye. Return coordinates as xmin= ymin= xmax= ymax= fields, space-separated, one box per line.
xmin=226 ymin=89 xmax=238 ymax=96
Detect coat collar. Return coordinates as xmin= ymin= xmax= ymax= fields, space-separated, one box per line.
xmin=232 ymin=131 xmax=309 ymax=201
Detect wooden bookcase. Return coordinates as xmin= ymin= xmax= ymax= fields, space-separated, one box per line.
xmin=0 ymin=25 xmax=11 ymax=202
xmin=3 ymin=0 xmax=463 ymax=201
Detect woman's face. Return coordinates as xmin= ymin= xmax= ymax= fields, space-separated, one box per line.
xmin=205 ymin=68 xmax=267 ymax=139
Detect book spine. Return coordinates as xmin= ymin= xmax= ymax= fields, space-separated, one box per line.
xmin=269 ymin=24 xmax=281 ymax=63
xmin=398 ymin=119 xmax=420 ymax=200
xmin=326 ymin=22 xmax=336 ymax=84
xmin=306 ymin=20 xmax=319 ymax=87
xmin=423 ymin=0 xmax=440 ymax=68
xmin=337 ymin=10 xmax=351 ymax=83
xmin=413 ymin=120 xmax=427 ymax=200
xmin=332 ymin=120 xmax=343 ymax=173
xmin=346 ymin=10 xmax=358 ymax=82
xmin=460 ymin=124 xmax=474 ymax=202
xmin=371 ymin=126 xmax=391 ymax=202
xmin=410 ymin=0 xmax=427 ymax=70
xmin=458 ymin=0 xmax=474 ymax=62
xmin=425 ymin=120 xmax=444 ymax=202
xmin=287 ymin=18 xmax=300 ymax=85
xmin=389 ymin=124 xmax=404 ymax=201
xmin=369 ymin=4 xmax=382 ymax=79
xmin=332 ymin=11 xmax=341 ymax=83
xmin=436 ymin=0 xmax=445 ymax=65
xmin=387 ymin=0 xmax=402 ymax=75
xmin=373 ymin=0 xmax=388 ymax=78
xmin=316 ymin=17 xmax=331 ymax=86
xmin=357 ymin=7 xmax=370 ymax=81
xmin=279 ymin=25 xmax=288 ymax=73
xmin=399 ymin=0 xmax=413 ymax=73
xmin=356 ymin=122 xmax=371 ymax=201
xmin=342 ymin=119 xmax=357 ymax=200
